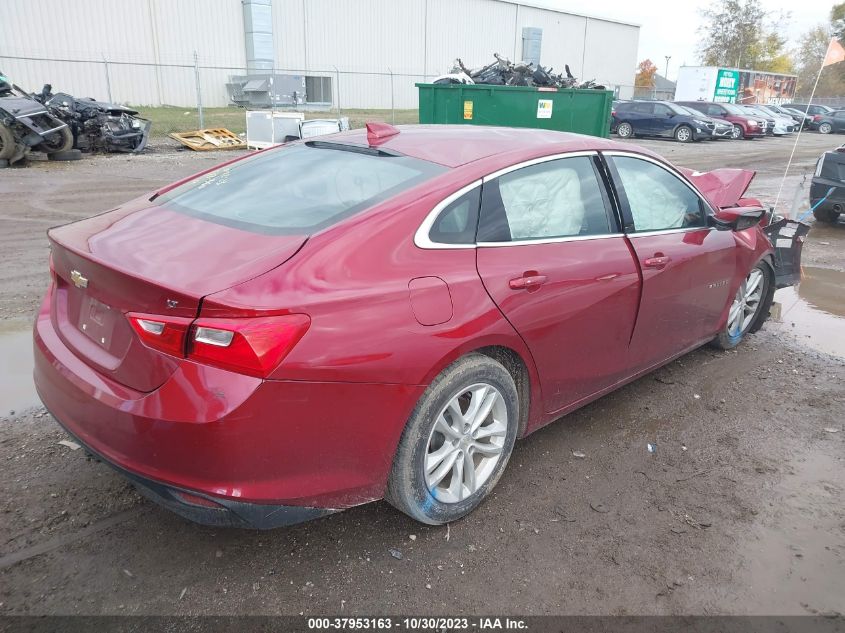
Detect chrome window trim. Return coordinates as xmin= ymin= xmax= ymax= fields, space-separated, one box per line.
xmin=626 ymin=227 xmax=711 ymax=238
xmin=481 ymin=150 xmax=599 ymax=183
xmin=601 ymin=150 xmax=716 ymax=233
xmin=413 ymin=179 xmax=482 ymax=250
xmin=414 ymin=151 xmax=605 ymax=250
xmin=477 ymin=233 xmax=624 ymax=248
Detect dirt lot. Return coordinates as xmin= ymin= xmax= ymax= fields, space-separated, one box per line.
xmin=0 ymin=133 xmax=843 ymax=617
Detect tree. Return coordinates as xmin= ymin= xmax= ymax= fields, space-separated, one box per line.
xmin=831 ymin=2 xmax=845 ymax=42
xmin=794 ymin=9 xmax=845 ymax=97
xmin=697 ymin=0 xmax=792 ymax=71
xmin=635 ymin=59 xmax=658 ymax=88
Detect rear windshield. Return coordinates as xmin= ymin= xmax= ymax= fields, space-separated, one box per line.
xmin=158 ymin=143 xmax=445 ymax=235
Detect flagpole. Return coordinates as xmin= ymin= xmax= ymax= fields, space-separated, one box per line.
xmin=772 ymin=53 xmax=827 ymax=217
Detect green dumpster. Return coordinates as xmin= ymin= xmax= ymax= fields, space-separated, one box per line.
xmin=416 ymin=83 xmax=613 ymax=138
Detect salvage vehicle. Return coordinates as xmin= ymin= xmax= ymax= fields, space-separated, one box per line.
xmin=811 ymin=110 xmax=845 ymax=135
xmin=34 ymin=85 xmax=151 ymax=153
xmin=810 ymin=145 xmax=845 ymax=222
xmin=676 ymin=101 xmax=766 ymax=139
xmin=34 ymin=124 xmax=806 ymax=529
xmin=0 ymin=74 xmax=73 ymax=164
xmin=611 ymin=100 xmax=713 ymax=142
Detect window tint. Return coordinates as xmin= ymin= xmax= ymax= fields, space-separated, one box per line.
xmin=654 ymin=103 xmax=671 ymax=116
xmin=612 ymin=156 xmax=706 ymax=232
xmin=632 ymin=102 xmax=653 ymax=114
xmin=477 ymin=156 xmax=611 ymax=242
xmin=159 ymin=143 xmax=444 ymax=235
xmin=428 ymin=188 xmax=480 ymax=245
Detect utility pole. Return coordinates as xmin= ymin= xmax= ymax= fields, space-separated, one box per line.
xmin=664 ymin=55 xmax=671 ymax=79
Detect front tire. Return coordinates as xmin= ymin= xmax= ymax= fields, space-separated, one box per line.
xmin=616 ymin=122 xmax=633 ymax=139
xmin=385 ymin=354 xmax=519 ymax=525
xmin=0 ymin=124 xmax=15 ymax=160
xmin=819 ymin=122 xmax=833 ymax=134
xmin=711 ymin=263 xmax=773 ymax=350
xmin=731 ymin=124 xmax=744 ymax=139
xmin=674 ymin=125 xmax=693 ymax=143
xmin=37 ymin=126 xmax=73 ymax=154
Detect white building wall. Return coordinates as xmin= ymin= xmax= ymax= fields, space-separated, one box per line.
xmin=1 ymin=0 xmax=638 ymax=108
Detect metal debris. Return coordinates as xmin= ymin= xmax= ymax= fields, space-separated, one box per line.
xmin=169 ymin=128 xmax=246 ymax=151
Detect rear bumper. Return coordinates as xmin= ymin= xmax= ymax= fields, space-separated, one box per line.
xmin=33 ymin=292 xmax=423 ymax=522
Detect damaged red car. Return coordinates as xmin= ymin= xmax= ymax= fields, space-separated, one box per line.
xmin=33 ymin=124 xmax=807 ymax=528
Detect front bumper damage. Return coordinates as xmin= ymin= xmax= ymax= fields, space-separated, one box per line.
xmin=763 ymin=216 xmax=810 ymax=288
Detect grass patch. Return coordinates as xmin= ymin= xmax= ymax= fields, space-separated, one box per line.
xmin=133 ymin=106 xmax=419 ymax=137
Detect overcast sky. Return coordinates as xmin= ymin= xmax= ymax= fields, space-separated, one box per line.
xmin=545 ymin=0 xmax=835 ymax=79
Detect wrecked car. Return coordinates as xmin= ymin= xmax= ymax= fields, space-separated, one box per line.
xmin=34 ymin=84 xmax=151 ymax=153
xmin=0 ymin=72 xmax=73 ymax=165
xmin=35 ymin=124 xmax=805 ymax=529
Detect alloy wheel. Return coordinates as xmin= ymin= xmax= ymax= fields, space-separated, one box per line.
xmin=727 ymin=268 xmax=764 ymax=336
xmin=617 ymin=123 xmax=633 ymax=138
xmin=424 ymin=383 xmax=508 ymax=503
xmin=732 ymin=125 xmax=743 ymax=139
xmin=820 ymin=122 xmax=832 ymax=134
xmin=676 ymin=126 xmax=692 ymax=142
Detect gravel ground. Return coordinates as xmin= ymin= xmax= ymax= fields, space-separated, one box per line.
xmin=0 ymin=133 xmax=843 ymax=616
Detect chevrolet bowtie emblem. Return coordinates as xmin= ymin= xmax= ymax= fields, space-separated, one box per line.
xmin=70 ymin=270 xmax=88 ymax=289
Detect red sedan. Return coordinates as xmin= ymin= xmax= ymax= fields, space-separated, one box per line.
xmin=33 ymin=124 xmax=804 ymax=528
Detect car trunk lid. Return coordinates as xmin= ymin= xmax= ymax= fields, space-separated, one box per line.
xmin=48 ymin=205 xmax=307 ymax=392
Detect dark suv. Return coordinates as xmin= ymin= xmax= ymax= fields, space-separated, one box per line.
xmin=611 ymin=100 xmax=713 ymax=142
xmin=676 ymin=101 xmax=766 ymax=139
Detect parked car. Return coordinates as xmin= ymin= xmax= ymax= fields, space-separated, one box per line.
xmin=676 ymin=101 xmax=766 ymax=139
xmin=785 ymin=103 xmax=836 ymax=130
xmin=811 ymin=145 xmax=845 ymax=222
xmin=674 ymin=104 xmax=734 ymax=139
xmin=768 ymin=104 xmax=812 ymax=128
xmin=750 ymin=104 xmax=799 ymax=134
xmin=812 ymin=110 xmax=845 ymax=134
xmin=739 ymin=103 xmax=796 ymax=136
xmin=611 ymin=100 xmax=713 ymax=142
xmin=33 ymin=124 xmax=807 ymax=528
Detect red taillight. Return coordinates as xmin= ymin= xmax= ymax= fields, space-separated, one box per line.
xmin=127 ymin=313 xmax=194 ymax=357
xmin=188 ymin=314 xmax=310 ymax=378
xmin=813 ymin=114 xmax=823 ymax=121
xmin=127 ymin=312 xmax=310 ymax=377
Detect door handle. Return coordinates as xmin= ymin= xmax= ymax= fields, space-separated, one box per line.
xmin=509 ymin=273 xmax=548 ymax=291
xmin=643 ymin=255 xmax=670 ymax=268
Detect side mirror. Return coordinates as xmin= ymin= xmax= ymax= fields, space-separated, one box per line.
xmin=709 ymin=208 xmax=765 ymax=231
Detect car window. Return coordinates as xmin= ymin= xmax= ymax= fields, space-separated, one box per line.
xmin=477 ymin=156 xmax=612 ymax=242
xmin=427 ymin=188 xmax=481 ymax=245
xmin=706 ymin=105 xmax=724 ymax=116
xmin=159 ymin=143 xmax=444 ymax=235
xmin=632 ymin=102 xmax=653 ymax=114
xmin=654 ymin=104 xmax=672 ymax=116
xmin=611 ymin=156 xmax=706 ymax=232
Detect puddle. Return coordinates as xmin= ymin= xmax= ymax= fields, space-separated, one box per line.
xmin=0 ymin=322 xmax=39 ymax=416
xmin=775 ymin=266 xmax=845 ymax=359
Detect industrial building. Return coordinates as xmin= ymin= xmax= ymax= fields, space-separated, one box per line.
xmin=0 ymin=0 xmax=640 ymax=109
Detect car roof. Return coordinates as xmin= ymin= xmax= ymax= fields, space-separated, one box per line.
xmin=328 ymin=124 xmax=639 ymax=168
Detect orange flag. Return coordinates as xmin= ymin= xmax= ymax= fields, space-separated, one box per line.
xmin=823 ymin=38 xmax=845 ymax=67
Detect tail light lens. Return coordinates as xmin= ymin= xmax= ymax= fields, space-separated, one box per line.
xmin=127 ymin=312 xmax=310 ymax=378
xmin=128 ymin=313 xmax=194 ymax=356
xmin=813 ymin=114 xmax=823 ymax=121
xmin=188 ymin=314 xmax=310 ymax=378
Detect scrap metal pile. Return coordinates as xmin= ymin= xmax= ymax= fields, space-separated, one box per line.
xmin=434 ymin=53 xmax=605 ymax=90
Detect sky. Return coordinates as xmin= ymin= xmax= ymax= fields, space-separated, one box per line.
xmin=544 ymin=0 xmax=836 ymax=79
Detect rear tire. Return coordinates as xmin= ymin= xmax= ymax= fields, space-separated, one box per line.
xmin=819 ymin=122 xmax=833 ymax=134
xmin=711 ymin=262 xmax=773 ymax=350
xmin=813 ymin=206 xmax=840 ymax=222
xmin=385 ymin=353 xmax=519 ymax=525
xmin=616 ymin=122 xmax=633 ymax=139
xmin=674 ymin=125 xmax=693 ymax=143
xmin=0 ymin=124 xmax=15 ymax=160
